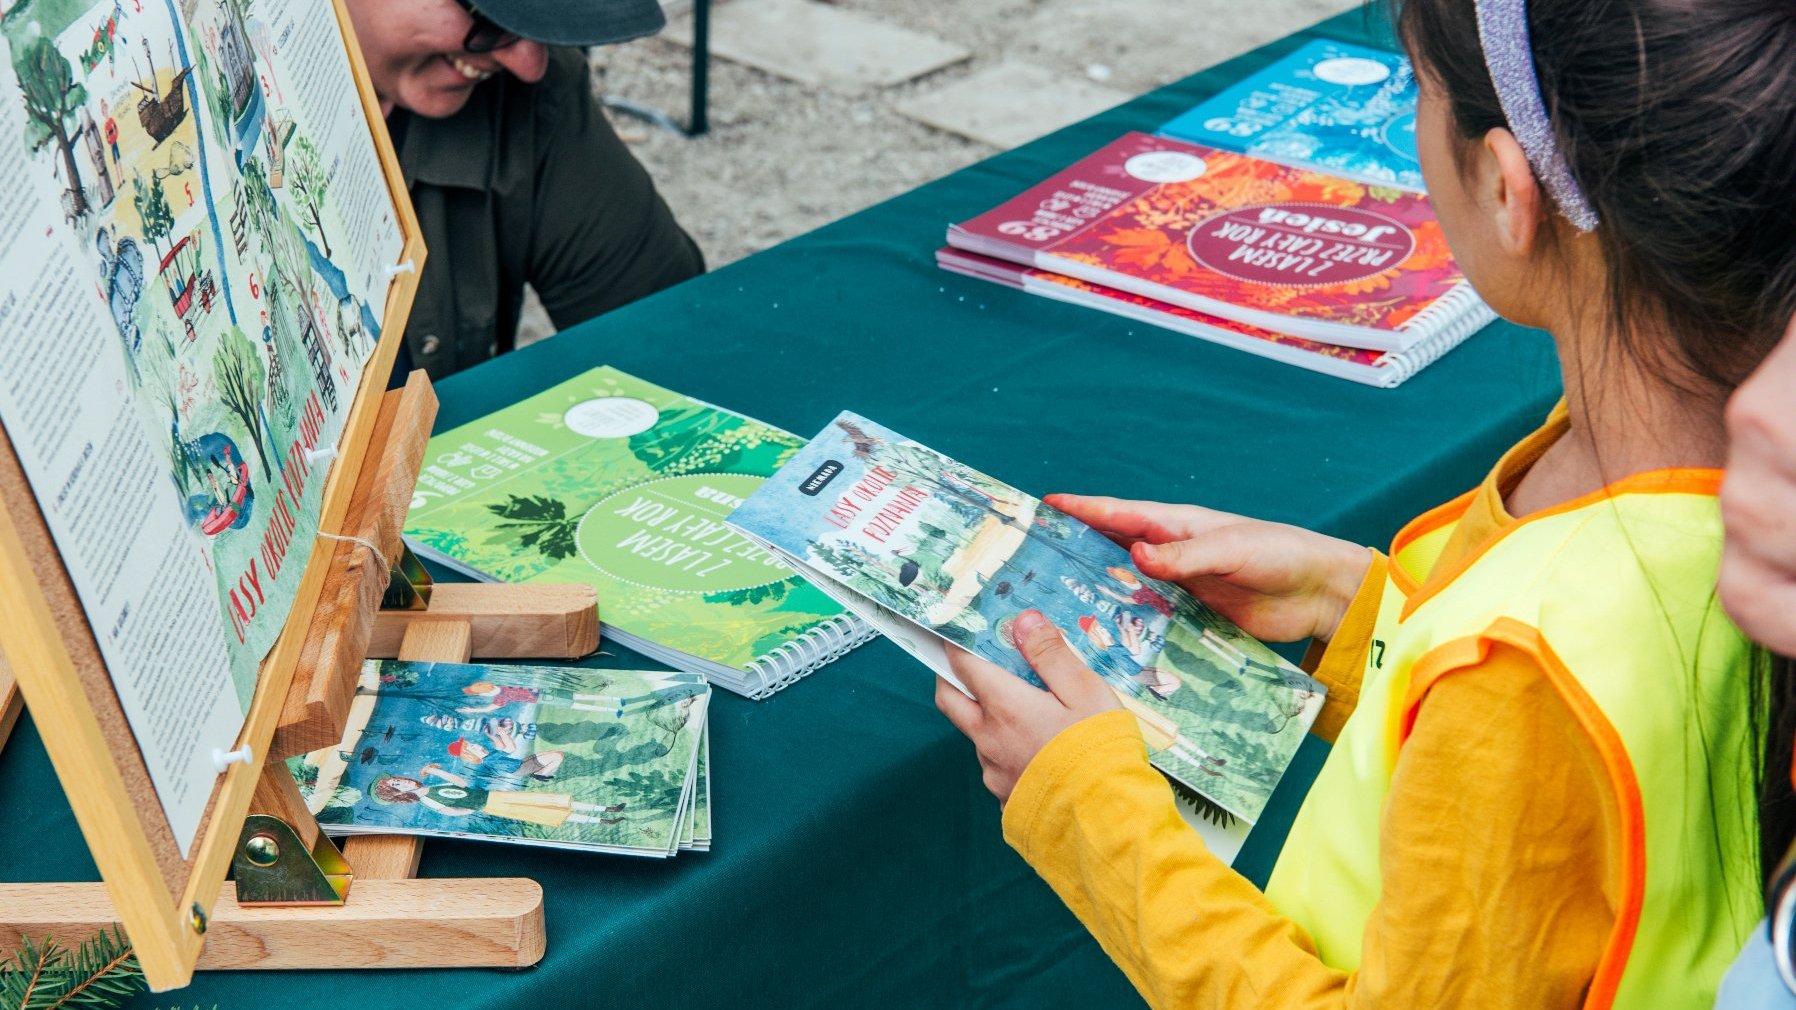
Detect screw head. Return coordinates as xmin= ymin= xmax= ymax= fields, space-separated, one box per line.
xmin=189 ymin=902 xmax=207 ymax=934
xmin=244 ymin=833 xmax=280 ymax=867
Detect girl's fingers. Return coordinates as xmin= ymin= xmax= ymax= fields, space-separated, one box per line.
xmin=1013 ymin=610 xmax=1113 ymax=709
xmin=1046 ymin=493 xmax=1226 ymax=544
xmin=1132 ymin=535 xmax=1243 ymax=582
xmin=946 ymin=643 xmax=1038 ymax=710
xmin=934 ymin=674 xmax=984 ymax=737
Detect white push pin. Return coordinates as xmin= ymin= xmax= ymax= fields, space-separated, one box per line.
xmin=305 ymin=445 xmax=337 ymax=467
xmin=212 ymin=745 xmax=255 ymax=774
xmin=385 ymin=259 xmax=417 ymax=278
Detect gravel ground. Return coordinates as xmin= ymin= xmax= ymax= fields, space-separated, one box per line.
xmin=520 ymin=0 xmax=1366 ymax=339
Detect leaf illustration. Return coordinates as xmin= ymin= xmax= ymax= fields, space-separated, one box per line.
xmin=484 ymin=494 xmax=580 ymax=560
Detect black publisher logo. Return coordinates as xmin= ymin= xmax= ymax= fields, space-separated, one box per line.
xmin=800 ymin=460 xmax=845 ymax=496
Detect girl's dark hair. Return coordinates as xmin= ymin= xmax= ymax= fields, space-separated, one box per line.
xmin=1393 ymin=0 xmax=1796 ymax=399
xmin=1391 ymin=0 xmax=1796 ymax=896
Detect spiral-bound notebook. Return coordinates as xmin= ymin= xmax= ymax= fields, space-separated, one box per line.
xmin=936 ymin=247 xmax=1470 ymax=387
xmin=947 ymin=132 xmax=1492 ymax=353
xmin=402 ymin=367 xmax=873 ymax=699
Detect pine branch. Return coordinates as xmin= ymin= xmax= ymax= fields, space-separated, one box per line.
xmin=49 ymin=926 xmax=143 ymax=1009
xmin=0 ymin=934 xmax=61 ymax=1009
xmin=0 ymin=927 xmax=146 ymax=1010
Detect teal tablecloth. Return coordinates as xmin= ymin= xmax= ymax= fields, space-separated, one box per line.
xmin=1 ymin=9 xmax=1560 ymax=1008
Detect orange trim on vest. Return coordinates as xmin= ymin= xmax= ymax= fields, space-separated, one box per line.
xmin=1397 ymin=469 xmax=1724 ymax=622
xmin=1398 ymin=618 xmax=1646 ymax=1010
xmin=1390 ymin=488 xmax=1479 ymax=558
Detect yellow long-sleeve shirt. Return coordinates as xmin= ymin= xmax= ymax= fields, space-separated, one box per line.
xmin=1003 ymin=421 xmax=1619 ymax=1009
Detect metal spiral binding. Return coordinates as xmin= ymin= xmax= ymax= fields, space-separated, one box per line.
xmin=1396 ymin=281 xmax=1495 ymax=352
xmin=744 ymin=613 xmax=876 ymax=698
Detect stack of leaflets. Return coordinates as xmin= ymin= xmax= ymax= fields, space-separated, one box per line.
xmin=942 ymin=43 xmax=1494 ymax=386
xmin=291 ymin=660 xmax=712 ymax=857
xmin=403 ymin=367 xmax=875 ymax=699
xmin=726 ymin=413 xmax=1326 ymax=863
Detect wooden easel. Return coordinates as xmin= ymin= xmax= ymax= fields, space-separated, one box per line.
xmin=0 ymin=369 xmax=600 ymax=980
xmin=0 ymin=0 xmax=601 ymax=989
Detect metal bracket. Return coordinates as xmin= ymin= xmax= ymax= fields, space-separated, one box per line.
xmin=232 ymin=814 xmax=354 ymax=906
xmin=382 ymin=542 xmax=433 ymax=611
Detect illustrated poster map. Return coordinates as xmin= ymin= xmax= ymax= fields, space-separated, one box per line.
xmin=0 ymin=0 xmax=403 ymax=852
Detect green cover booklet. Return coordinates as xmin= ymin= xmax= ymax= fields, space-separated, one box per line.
xmin=728 ymin=412 xmax=1326 ymax=857
xmin=290 ymin=660 xmax=711 ymax=857
xmin=402 ymin=367 xmax=873 ymax=698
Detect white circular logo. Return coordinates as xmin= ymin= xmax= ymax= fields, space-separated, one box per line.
xmin=1124 ymin=151 xmax=1208 ymax=184
xmin=564 ymin=396 xmax=659 ymax=438
xmin=1313 ymin=57 xmax=1390 ymax=86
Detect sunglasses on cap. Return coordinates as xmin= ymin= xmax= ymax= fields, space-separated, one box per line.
xmin=451 ymin=0 xmax=521 ymax=54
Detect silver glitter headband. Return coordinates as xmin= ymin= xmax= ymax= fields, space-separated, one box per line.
xmin=1474 ymin=0 xmax=1600 ymax=230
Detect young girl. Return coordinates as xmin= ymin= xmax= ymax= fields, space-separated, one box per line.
xmin=933 ymin=1 xmax=1796 ymax=1007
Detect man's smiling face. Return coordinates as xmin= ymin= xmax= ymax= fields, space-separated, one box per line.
xmin=345 ymin=0 xmax=549 ymax=118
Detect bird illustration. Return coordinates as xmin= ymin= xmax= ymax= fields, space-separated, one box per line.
xmin=835 ymin=418 xmax=882 ymax=459
xmin=359 ymin=746 xmax=377 ymax=765
xmin=896 ymin=556 xmax=921 ymax=587
xmin=994 ymin=581 xmax=1013 ymax=597
xmin=382 ymin=725 xmax=395 ymax=744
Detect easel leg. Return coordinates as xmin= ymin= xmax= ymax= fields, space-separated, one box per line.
xmin=0 ymin=658 xmax=24 ymax=755
xmin=341 ymin=620 xmax=471 ymax=881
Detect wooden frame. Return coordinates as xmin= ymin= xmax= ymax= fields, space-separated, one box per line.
xmin=0 ymin=0 xmax=429 ymax=990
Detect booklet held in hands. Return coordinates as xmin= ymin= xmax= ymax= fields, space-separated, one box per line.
xmin=726 ymin=412 xmax=1323 ymax=836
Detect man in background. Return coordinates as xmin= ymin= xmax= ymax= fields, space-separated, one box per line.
xmin=344 ymin=0 xmax=704 ymax=379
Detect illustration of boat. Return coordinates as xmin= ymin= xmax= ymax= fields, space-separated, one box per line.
xmin=200 ymin=455 xmax=252 ymax=535
xmin=132 ymin=39 xmax=192 ymax=145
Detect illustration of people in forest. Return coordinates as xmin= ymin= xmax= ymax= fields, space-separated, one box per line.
xmin=457 ymin=671 xmax=709 ymax=719
xmin=1096 ymin=566 xmax=1175 ymax=617
xmin=445 ymin=737 xmax=564 ymax=782
xmin=371 ymin=765 xmax=624 ymax=828
xmin=457 ymin=680 xmax=623 ymax=717
xmin=420 ymin=711 xmax=538 ymax=744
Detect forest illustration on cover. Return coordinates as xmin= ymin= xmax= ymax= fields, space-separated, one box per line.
xmin=291 ymin=660 xmax=708 ymax=854
xmin=4 ymin=0 xmax=389 ymax=700
xmin=729 ymin=413 xmax=1324 ymax=823
xmin=404 ymin=368 xmax=851 ymax=672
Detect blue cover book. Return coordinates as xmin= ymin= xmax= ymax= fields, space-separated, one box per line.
xmin=1158 ymin=38 xmax=1421 ymax=190
xmin=726 ymin=412 xmax=1324 ymax=827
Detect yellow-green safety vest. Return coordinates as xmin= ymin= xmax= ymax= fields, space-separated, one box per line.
xmin=1264 ymin=471 xmax=1759 ymax=1009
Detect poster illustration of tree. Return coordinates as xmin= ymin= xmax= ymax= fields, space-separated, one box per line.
xmin=0 ymin=0 xmax=404 ymax=850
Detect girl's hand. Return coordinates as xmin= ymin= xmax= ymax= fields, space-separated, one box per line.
xmin=1047 ymin=493 xmax=1371 ymax=644
xmin=1721 ymin=316 xmax=1796 ymax=655
xmin=937 ymin=610 xmax=1120 ymax=804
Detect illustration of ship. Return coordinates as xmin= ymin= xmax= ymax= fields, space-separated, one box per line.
xmin=132 ymin=39 xmax=192 ymax=145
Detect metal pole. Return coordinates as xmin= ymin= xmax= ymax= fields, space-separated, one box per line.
xmin=688 ymin=0 xmax=710 ymax=136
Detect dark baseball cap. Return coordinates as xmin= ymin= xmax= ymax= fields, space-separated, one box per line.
xmin=472 ymin=0 xmax=667 ymax=46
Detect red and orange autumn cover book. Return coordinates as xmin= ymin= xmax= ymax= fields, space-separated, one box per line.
xmin=948 ymin=132 xmax=1492 ymax=352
